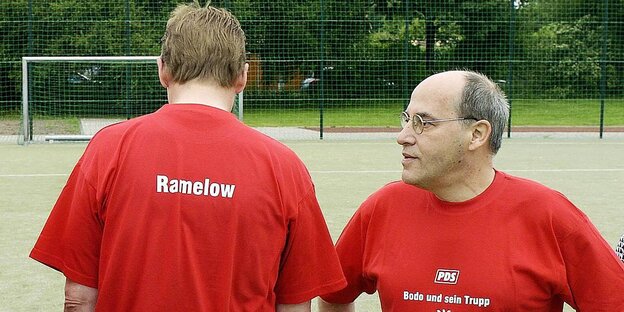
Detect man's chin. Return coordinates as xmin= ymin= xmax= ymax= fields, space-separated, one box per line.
xmin=401 ymin=173 xmax=424 ymax=188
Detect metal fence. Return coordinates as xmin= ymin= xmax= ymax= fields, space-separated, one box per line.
xmin=1 ymin=0 xmax=622 ymax=140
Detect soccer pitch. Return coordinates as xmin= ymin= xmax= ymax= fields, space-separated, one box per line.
xmin=1 ymin=137 xmax=623 ymax=311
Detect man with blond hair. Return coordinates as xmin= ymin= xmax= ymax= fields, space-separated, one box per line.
xmin=30 ymin=2 xmax=345 ymax=311
xmin=319 ymin=70 xmax=624 ymax=311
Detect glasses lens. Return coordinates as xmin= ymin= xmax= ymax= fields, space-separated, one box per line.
xmin=413 ymin=114 xmax=423 ymax=134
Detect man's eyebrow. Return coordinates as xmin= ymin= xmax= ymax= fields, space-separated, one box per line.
xmin=414 ymin=111 xmax=435 ymax=120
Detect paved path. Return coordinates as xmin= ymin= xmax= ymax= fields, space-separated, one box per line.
xmin=2 ymin=120 xmax=623 ymax=144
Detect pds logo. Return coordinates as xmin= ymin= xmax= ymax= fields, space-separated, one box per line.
xmin=434 ymin=269 xmax=460 ymax=285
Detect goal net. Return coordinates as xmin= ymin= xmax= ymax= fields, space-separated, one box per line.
xmin=21 ymin=56 xmax=243 ymax=144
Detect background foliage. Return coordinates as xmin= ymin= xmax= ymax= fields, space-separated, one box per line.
xmin=1 ymin=0 xmax=622 ymax=128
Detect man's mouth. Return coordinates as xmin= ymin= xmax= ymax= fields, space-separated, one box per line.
xmin=401 ymin=152 xmax=418 ymax=165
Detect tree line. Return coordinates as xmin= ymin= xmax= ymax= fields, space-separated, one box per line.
xmin=1 ymin=0 xmax=622 ymax=113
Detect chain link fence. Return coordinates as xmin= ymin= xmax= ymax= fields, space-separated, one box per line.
xmin=1 ymin=0 xmax=622 ymax=141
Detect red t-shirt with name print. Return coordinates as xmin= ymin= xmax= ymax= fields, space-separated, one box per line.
xmin=30 ymin=104 xmax=346 ymax=311
xmin=322 ymin=171 xmax=624 ymax=311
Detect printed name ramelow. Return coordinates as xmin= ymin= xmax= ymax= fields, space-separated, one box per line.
xmin=156 ymin=174 xmax=236 ymax=198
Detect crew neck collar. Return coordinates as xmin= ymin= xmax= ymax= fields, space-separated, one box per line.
xmin=427 ymin=170 xmax=506 ymax=215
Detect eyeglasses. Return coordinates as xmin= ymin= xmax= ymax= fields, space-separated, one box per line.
xmin=400 ymin=111 xmax=477 ymax=134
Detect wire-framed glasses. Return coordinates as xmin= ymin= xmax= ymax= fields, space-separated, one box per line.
xmin=400 ymin=111 xmax=477 ymax=134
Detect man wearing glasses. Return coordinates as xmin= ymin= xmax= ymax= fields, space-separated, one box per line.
xmin=319 ymin=70 xmax=624 ymax=311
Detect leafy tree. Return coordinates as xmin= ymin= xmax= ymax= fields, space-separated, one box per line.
xmin=228 ymin=0 xmax=323 ymax=89
xmin=0 ymin=0 xmax=621 ymax=113
xmin=517 ymin=0 xmax=610 ymax=98
xmin=0 ymin=0 xmax=30 ymax=112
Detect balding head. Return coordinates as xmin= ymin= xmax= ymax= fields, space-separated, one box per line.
xmin=412 ymin=70 xmax=508 ymax=154
xmin=412 ymin=71 xmax=466 ymax=111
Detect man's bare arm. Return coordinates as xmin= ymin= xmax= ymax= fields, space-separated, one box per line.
xmin=276 ymin=301 xmax=311 ymax=312
xmin=317 ymin=298 xmax=355 ymax=312
xmin=64 ymin=278 xmax=98 ymax=312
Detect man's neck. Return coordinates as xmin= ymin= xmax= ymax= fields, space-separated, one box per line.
xmin=430 ymin=162 xmax=496 ymax=203
xmin=166 ymin=80 xmax=236 ymax=112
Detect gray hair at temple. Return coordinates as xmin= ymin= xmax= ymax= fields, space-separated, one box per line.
xmin=457 ymin=71 xmax=509 ymax=154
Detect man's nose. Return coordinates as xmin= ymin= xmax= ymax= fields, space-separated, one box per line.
xmin=397 ymin=123 xmax=416 ymax=146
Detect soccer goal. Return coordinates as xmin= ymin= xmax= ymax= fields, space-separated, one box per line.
xmin=21 ymin=56 xmax=243 ymax=144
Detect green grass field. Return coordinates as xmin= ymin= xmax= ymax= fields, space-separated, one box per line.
xmin=1 ymin=138 xmax=623 ymax=311
xmin=242 ymin=99 xmax=624 ymax=127
xmin=2 ymin=99 xmax=623 ymax=137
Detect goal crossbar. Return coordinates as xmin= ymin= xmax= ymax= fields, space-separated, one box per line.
xmin=21 ymin=56 xmax=159 ymax=144
xmin=21 ymin=56 xmax=243 ymax=144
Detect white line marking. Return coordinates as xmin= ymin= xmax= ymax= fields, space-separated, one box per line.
xmin=310 ymin=168 xmax=624 ymax=174
xmin=1 ymin=168 xmax=622 ymax=178
xmin=505 ymin=168 xmax=624 ymax=172
xmin=507 ymin=142 xmax=624 ymax=145
xmin=310 ymin=170 xmax=399 ymax=174
xmin=0 ymin=173 xmax=68 ymax=177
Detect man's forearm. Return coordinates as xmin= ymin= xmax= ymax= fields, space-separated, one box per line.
xmin=276 ymin=301 xmax=311 ymax=312
xmin=317 ymin=298 xmax=355 ymax=312
xmin=64 ymin=278 xmax=98 ymax=312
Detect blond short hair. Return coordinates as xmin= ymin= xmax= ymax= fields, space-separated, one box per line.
xmin=160 ymin=1 xmax=246 ymax=87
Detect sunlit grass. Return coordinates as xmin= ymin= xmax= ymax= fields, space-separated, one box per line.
xmin=510 ymin=99 xmax=624 ymax=126
xmin=2 ymin=99 xmax=623 ymax=131
xmin=242 ymin=99 xmax=624 ymax=127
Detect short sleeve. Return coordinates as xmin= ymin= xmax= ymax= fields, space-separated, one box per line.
xmin=321 ymin=202 xmax=377 ymax=304
xmin=274 ymin=186 xmax=346 ymax=304
xmin=29 ymin=160 xmax=103 ymax=288
xmin=559 ymin=214 xmax=624 ymax=310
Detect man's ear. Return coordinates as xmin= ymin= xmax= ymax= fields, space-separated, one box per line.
xmin=157 ymin=56 xmax=170 ymax=89
xmin=468 ymin=119 xmax=492 ymax=151
xmin=233 ymin=63 xmax=249 ymax=94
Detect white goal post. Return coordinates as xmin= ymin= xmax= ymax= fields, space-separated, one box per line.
xmin=21 ymin=56 xmax=244 ymax=144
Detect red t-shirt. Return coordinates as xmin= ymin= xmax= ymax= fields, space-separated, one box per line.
xmin=322 ymin=171 xmax=624 ymax=311
xmin=31 ymin=104 xmax=346 ymax=311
